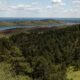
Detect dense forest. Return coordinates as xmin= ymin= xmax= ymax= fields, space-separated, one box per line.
xmin=0 ymin=24 xmax=80 ymax=80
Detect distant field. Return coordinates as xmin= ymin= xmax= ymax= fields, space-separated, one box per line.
xmin=0 ymin=19 xmax=63 ymax=26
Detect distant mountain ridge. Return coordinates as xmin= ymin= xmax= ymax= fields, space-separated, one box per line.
xmin=0 ymin=18 xmax=80 ymax=22
xmin=0 ymin=19 xmax=64 ymax=26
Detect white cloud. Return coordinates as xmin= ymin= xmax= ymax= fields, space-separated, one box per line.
xmin=46 ymin=6 xmax=52 ymax=9
xmin=51 ymin=0 xmax=66 ymax=6
xmin=10 ymin=4 xmax=41 ymax=11
xmin=72 ymin=0 xmax=80 ymax=7
xmin=10 ymin=5 xmax=32 ymax=10
xmin=51 ymin=0 xmax=62 ymax=3
xmin=0 ymin=0 xmax=80 ymax=18
xmin=2 ymin=4 xmax=41 ymax=17
xmin=72 ymin=0 xmax=80 ymax=3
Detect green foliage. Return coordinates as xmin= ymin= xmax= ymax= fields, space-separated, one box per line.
xmin=0 ymin=62 xmax=32 ymax=80
xmin=0 ymin=24 xmax=80 ymax=80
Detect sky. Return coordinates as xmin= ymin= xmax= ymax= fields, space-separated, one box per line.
xmin=0 ymin=0 xmax=80 ymax=18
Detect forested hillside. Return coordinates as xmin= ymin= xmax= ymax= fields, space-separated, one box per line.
xmin=0 ymin=24 xmax=80 ymax=80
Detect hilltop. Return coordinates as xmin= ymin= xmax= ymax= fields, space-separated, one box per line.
xmin=0 ymin=19 xmax=64 ymax=26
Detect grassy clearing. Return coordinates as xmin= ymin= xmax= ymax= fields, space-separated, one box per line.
xmin=67 ymin=67 xmax=80 ymax=80
xmin=0 ymin=62 xmax=32 ymax=80
xmin=0 ymin=34 xmax=6 ymax=38
xmin=0 ymin=62 xmax=16 ymax=80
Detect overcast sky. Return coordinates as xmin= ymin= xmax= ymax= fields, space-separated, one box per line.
xmin=0 ymin=0 xmax=80 ymax=18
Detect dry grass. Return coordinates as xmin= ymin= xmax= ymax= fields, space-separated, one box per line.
xmin=0 ymin=62 xmax=32 ymax=80
xmin=67 ymin=67 xmax=80 ymax=80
